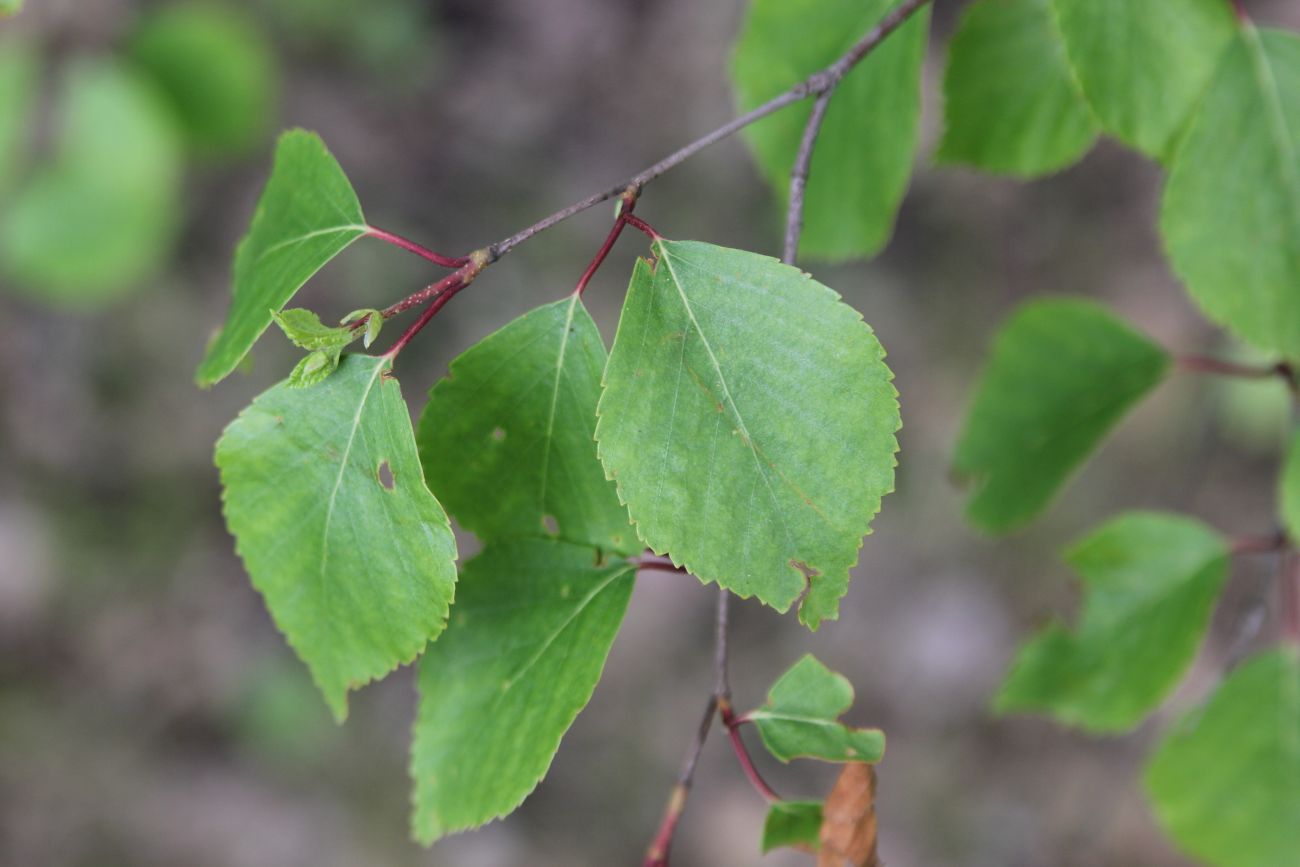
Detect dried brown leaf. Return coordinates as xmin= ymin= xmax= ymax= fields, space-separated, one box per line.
xmin=817 ymin=763 xmax=879 ymax=867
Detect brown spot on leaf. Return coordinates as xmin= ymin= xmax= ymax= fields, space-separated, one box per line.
xmin=818 ymin=764 xmax=879 ymax=867
xmin=491 ymin=426 xmax=506 ymax=442
xmin=790 ymin=559 xmax=820 ymax=588
xmin=377 ymin=461 xmax=395 ymax=490
xmin=542 ymin=514 xmax=559 ymax=536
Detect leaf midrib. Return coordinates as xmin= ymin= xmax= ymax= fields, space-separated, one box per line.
xmin=253 ymin=223 xmax=368 ymax=268
xmin=319 ymin=357 xmax=386 ymax=579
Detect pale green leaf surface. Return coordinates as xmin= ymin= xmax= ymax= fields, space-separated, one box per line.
xmin=1282 ymin=431 xmax=1300 ymax=543
xmin=596 ymin=242 xmax=899 ymax=628
xmin=0 ymin=0 xmax=23 ymax=18
xmin=996 ymin=512 xmax=1228 ymax=731
xmin=1051 ymin=0 xmax=1236 ymax=158
xmin=216 ymin=354 xmax=456 ymax=720
xmin=954 ymin=299 xmax=1169 ymax=533
xmin=938 ymin=0 xmax=1096 ymax=176
xmin=273 ymin=308 xmax=354 ymax=351
xmin=0 ymin=60 xmax=182 ymax=304
xmin=418 ymin=297 xmax=635 ymax=555
xmin=197 ymin=129 xmax=368 ymax=387
xmin=731 ymin=0 xmax=929 ymax=260
xmin=0 ymin=38 xmax=38 ymax=192
xmin=1146 ymin=648 xmax=1300 ymax=867
xmin=411 ymin=539 xmax=635 ymax=844
xmin=750 ymin=655 xmax=885 ymax=763
xmin=130 ymin=1 xmax=277 ymax=156
xmin=1161 ymin=27 xmax=1300 ymax=360
xmin=762 ymin=801 xmax=823 ymax=854
xmin=287 ymin=348 xmax=341 ymax=388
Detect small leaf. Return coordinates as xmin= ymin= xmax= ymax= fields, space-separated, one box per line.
xmin=196 ymin=129 xmax=368 ymax=387
xmin=762 ymin=801 xmax=823 ymax=854
xmin=286 ymin=348 xmax=340 ymax=388
xmin=0 ymin=0 xmax=23 ymax=18
xmin=1161 ymin=26 xmax=1300 ymax=359
xmin=731 ymin=0 xmax=929 ymax=260
xmin=216 ymin=354 xmax=457 ymax=720
xmin=273 ymin=308 xmax=354 ymax=351
xmin=1282 ymin=431 xmax=1300 ymax=543
xmin=1051 ymin=0 xmax=1236 ymax=159
xmin=596 ymin=241 xmax=899 ymax=627
xmin=1145 ymin=648 xmax=1300 ymax=867
xmin=363 ymin=313 xmax=382 ymax=349
xmin=0 ymin=60 xmax=182 ymax=305
xmin=419 ymin=297 xmax=635 ymax=554
xmin=818 ymin=763 xmax=880 ymax=867
xmin=411 ymin=539 xmax=635 ymax=844
xmin=995 ymin=512 xmax=1228 ymax=731
xmin=938 ymin=0 xmax=1096 ymax=176
xmin=749 ymin=654 xmax=885 ymax=764
xmin=953 ymin=299 xmax=1169 ymax=533
xmin=129 ymin=1 xmax=277 ymax=156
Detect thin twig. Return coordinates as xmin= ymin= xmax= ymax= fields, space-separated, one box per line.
xmin=713 ymin=588 xmax=731 ymax=701
xmin=719 ymin=699 xmax=780 ymax=803
xmin=1231 ymin=530 xmax=1288 ymax=556
xmin=1282 ymin=548 xmax=1300 ymax=645
xmin=574 ymin=188 xmax=640 ymax=296
xmin=366 ymin=226 xmax=469 ymax=268
xmin=1177 ymin=355 xmax=1297 ymax=392
xmin=783 ymin=87 xmax=834 ymax=265
xmin=642 ymin=695 xmax=718 ymax=867
xmin=486 ymin=0 xmax=932 ymax=261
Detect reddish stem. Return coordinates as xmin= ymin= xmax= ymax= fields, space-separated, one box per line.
xmin=719 ymin=700 xmax=780 ymax=803
xmin=1232 ymin=0 xmax=1249 ymax=22
xmin=574 ymin=190 xmax=639 ymax=296
xmin=622 ymin=214 xmax=661 ymax=241
xmin=384 ymin=276 xmax=466 ymax=360
xmin=367 ymin=226 xmax=469 ymax=268
xmin=1178 ymin=355 xmax=1295 ymax=385
xmin=1282 ymin=550 xmax=1300 ymax=646
xmin=643 ymin=696 xmax=717 ymax=867
xmin=1232 ymin=531 xmax=1288 ymax=556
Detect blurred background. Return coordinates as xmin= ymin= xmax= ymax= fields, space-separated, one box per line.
xmin=3 ymin=1 xmax=1300 ymax=865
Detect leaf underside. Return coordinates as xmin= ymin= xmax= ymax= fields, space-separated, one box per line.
xmin=762 ymin=800 xmax=824 ymax=854
xmin=216 ymin=353 xmax=457 ymax=720
xmin=953 ymin=298 xmax=1169 ymax=533
xmin=596 ymin=240 xmax=899 ymax=628
xmin=996 ymin=512 xmax=1228 ymax=732
xmin=1145 ymin=648 xmax=1300 ymax=867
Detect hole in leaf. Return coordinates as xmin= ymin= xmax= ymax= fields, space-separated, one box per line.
xmin=542 ymin=514 xmax=559 ymax=536
xmin=491 ymin=426 xmax=506 ymax=442
xmin=789 ymin=558 xmax=819 ymax=587
xmin=378 ymin=461 xmax=395 ymax=490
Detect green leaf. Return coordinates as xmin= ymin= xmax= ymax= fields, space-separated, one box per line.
xmin=1051 ymin=0 xmax=1236 ymax=159
xmin=0 ymin=0 xmax=23 ymax=18
xmin=749 ymin=654 xmax=885 ymax=763
xmin=953 ymin=299 xmax=1169 ymax=533
xmin=731 ymin=0 xmax=929 ymax=261
xmin=1161 ymin=26 xmax=1300 ymax=360
xmin=196 ymin=129 xmax=368 ymax=387
xmin=0 ymin=37 xmax=38 ymax=193
xmin=762 ymin=800 xmax=823 ymax=854
xmin=1145 ymin=648 xmax=1300 ymax=867
xmin=1283 ymin=431 xmax=1300 ymax=543
xmin=0 ymin=60 xmax=182 ymax=305
xmin=996 ymin=512 xmax=1228 ymax=732
xmin=596 ymin=241 xmax=899 ymax=628
xmin=130 ymin=1 xmax=277 ymax=156
xmin=286 ymin=348 xmax=341 ymax=388
xmin=418 ymin=297 xmax=635 ymax=554
xmin=216 ymin=353 xmax=457 ymax=720
xmin=938 ymin=0 xmax=1096 ymax=176
xmin=273 ymin=308 xmax=355 ymax=351
xmin=410 ymin=539 xmax=635 ymax=844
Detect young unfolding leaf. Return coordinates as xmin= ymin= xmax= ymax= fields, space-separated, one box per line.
xmin=953 ymin=299 xmax=1169 ymax=533
xmin=342 ymin=308 xmax=384 ymax=349
xmin=418 ymin=297 xmax=635 ymax=554
xmin=996 ymin=512 xmax=1228 ymax=731
xmin=196 ymin=130 xmax=368 ymax=387
xmin=731 ymin=0 xmax=928 ymax=260
xmin=129 ymin=1 xmax=277 ymax=157
xmin=818 ymin=763 xmax=880 ymax=867
xmin=1145 ymin=649 xmax=1300 ymax=867
xmin=286 ymin=347 xmax=341 ymax=388
xmin=216 ymin=354 xmax=457 ymax=721
xmin=763 ymin=801 xmax=823 ymax=855
xmin=0 ymin=60 xmax=182 ymax=305
xmin=1161 ymin=27 xmax=1300 ymax=360
xmin=410 ymin=539 xmax=635 ymax=844
xmin=1051 ymin=0 xmax=1236 ymax=159
xmin=273 ymin=308 xmax=354 ymax=351
xmin=749 ymin=655 xmax=884 ymax=763
xmin=938 ymin=0 xmax=1095 ymax=176
xmin=596 ymin=241 xmax=900 ymax=628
